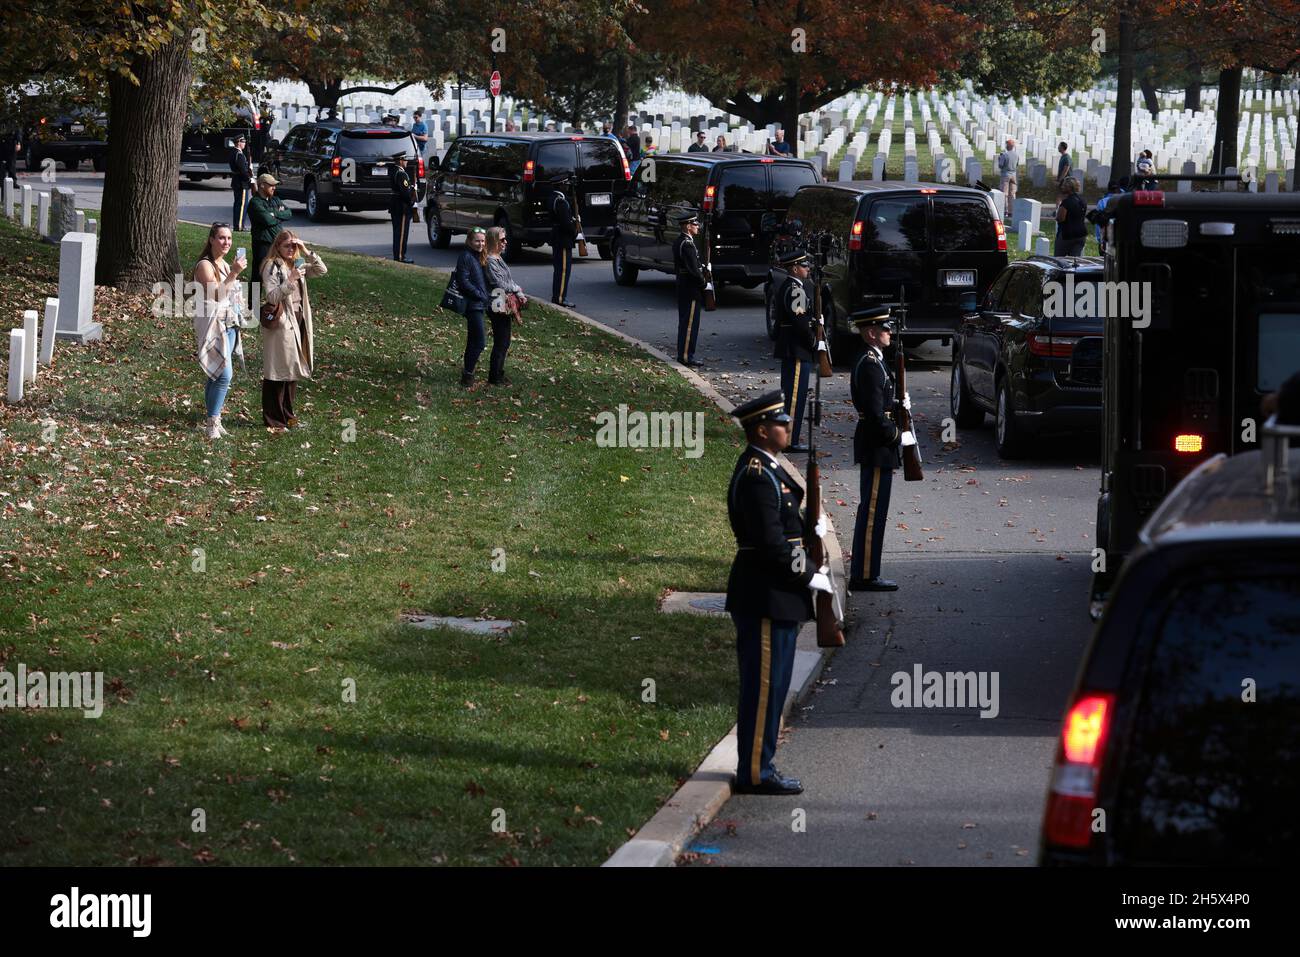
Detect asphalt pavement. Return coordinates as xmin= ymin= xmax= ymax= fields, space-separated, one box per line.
xmin=62 ymin=170 xmax=1099 ymax=865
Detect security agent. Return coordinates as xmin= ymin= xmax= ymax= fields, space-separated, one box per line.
xmin=673 ymin=209 xmax=707 ymax=367
xmin=230 ymin=134 xmax=253 ymax=231
xmin=726 ymin=391 xmax=834 ymax=795
xmin=848 ymin=307 xmax=914 ymax=592
xmin=773 ymin=248 xmax=817 ymax=452
xmin=387 ymin=150 xmax=417 ymax=263
xmin=549 ymin=173 xmax=579 ymax=307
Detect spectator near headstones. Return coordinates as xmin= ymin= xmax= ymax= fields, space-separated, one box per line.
xmin=712 ymin=134 xmax=731 ymax=153
xmin=1056 ymin=141 xmax=1072 ymax=200
xmin=688 ymin=130 xmax=710 ymax=153
xmin=623 ymin=125 xmax=641 ymax=164
xmin=410 ymin=108 xmax=429 ymax=155
xmin=230 ymin=134 xmax=253 ymax=232
xmin=248 ymin=173 xmax=292 ymax=300
xmin=766 ymin=128 xmax=793 ymax=156
xmin=1132 ymin=156 xmax=1159 ymax=191
xmin=0 ymin=116 xmax=19 ymax=184
xmin=997 ymin=138 xmax=1019 ymax=206
xmin=1089 ymin=177 xmax=1127 ymax=253
xmin=1054 ymin=176 xmax=1087 ymax=257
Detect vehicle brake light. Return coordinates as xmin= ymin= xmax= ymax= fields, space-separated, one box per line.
xmin=760 ymin=157 xmax=774 ymax=163
xmin=1174 ymin=434 xmax=1204 ymax=453
xmin=995 ymin=219 xmax=1007 ymax=252
xmin=1042 ymin=692 xmax=1113 ymax=849
xmin=330 ymin=156 xmax=341 ymax=178
xmin=523 ymin=159 xmax=535 ymax=183
xmin=570 ymin=135 xmax=583 ymax=141
xmin=703 ymin=185 xmax=716 ymax=213
xmin=1026 ymin=333 xmax=1078 ymax=357
xmin=1133 ymin=190 xmax=1164 ymax=206
xmin=417 ymin=157 xmax=425 ymax=179
xmin=849 ymin=219 xmax=864 ymax=251
xmin=919 ymin=187 xmax=937 ymax=194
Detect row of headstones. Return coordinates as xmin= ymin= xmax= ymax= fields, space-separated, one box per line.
xmin=2 ymin=178 xmax=102 ymax=403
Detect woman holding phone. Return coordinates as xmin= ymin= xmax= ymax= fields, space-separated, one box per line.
xmin=260 ymin=229 xmax=327 ymax=430
xmin=193 ymin=222 xmax=247 ymax=439
xmin=457 ymin=227 xmax=490 ymax=388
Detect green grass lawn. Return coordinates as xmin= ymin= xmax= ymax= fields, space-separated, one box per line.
xmin=0 ymin=218 xmax=740 ymax=866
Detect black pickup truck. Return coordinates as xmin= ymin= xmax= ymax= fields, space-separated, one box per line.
xmin=179 ymin=123 xmax=256 ymax=182
xmin=23 ymin=112 xmax=108 ymax=172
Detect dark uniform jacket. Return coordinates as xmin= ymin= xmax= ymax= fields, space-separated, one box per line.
xmin=673 ymin=233 xmax=705 ymax=290
xmin=851 ymin=347 xmax=902 ymax=469
xmin=248 ymin=194 xmax=291 ymax=247
xmin=725 ymin=446 xmax=815 ymax=622
xmin=230 ymin=149 xmax=252 ymax=191
xmin=774 ymin=275 xmax=816 ymax=361
xmin=388 ymin=162 xmax=416 ymax=211
xmin=549 ymin=190 xmax=577 ymax=242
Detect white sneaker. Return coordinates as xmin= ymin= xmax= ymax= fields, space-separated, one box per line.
xmin=214 ymin=417 xmax=230 ymax=437
xmin=204 ymin=416 xmax=221 ymax=439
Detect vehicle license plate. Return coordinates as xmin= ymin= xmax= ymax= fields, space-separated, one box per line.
xmin=943 ymin=270 xmax=976 ymax=287
xmin=588 ymin=193 xmax=611 ymax=206
xmin=70 ymin=124 xmax=85 ymax=134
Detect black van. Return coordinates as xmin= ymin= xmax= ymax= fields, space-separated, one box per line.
xmin=611 ymin=154 xmax=820 ymax=290
xmin=427 ymin=132 xmax=630 ymax=261
xmin=771 ymin=182 xmax=1007 ymax=350
xmin=262 ymin=120 xmax=426 ymax=221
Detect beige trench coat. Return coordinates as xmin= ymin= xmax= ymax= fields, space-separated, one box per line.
xmin=260 ymin=253 xmax=326 ymax=381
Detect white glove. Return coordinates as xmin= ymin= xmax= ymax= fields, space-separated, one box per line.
xmin=808 ymin=572 xmax=833 ymax=594
xmin=902 ymin=391 xmax=912 ymax=411
xmin=817 ymin=339 xmax=828 ymax=352
xmin=900 ymin=431 xmax=917 ymax=447
xmin=575 ymin=232 xmax=586 ymax=243
xmin=813 ymin=515 xmax=828 ymax=538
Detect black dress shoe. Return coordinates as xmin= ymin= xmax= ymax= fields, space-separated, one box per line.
xmin=735 ymin=772 xmax=803 ymax=795
xmin=685 ymin=358 xmax=706 ymax=368
xmin=850 ymin=577 xmax=898 ymax=592
xmin=784 ymin=443 xmax=810 ymax=453
xmin=460 ymin=372 xmax=474 ymax=388
xmin=552 ymin=298 xmax=576 ymax=308
xmin=400 ymin=257 xmax=415 ymax=264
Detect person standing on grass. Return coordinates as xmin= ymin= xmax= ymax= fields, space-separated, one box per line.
xmin=260 ymin=230 xmax=326 ymax=430
xmin=1054 ymin=177 xmax=1088 ymax=257
xmin=457 ymin=227 xmax=491 ymax=388
xmin=193 ymin=223 xmax=247 ymax=440
xmin=484 ymin=226 xmax=527 ymax=386
xmin=230 ymin=134 xmax=253 ymax=231
xmin=249 ymin=173 xmax=291 ymax=300
xmin=998 ymin=137 xmax=1018 ymax=207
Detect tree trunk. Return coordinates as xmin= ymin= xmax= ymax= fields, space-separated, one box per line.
xmin=614 ymin=51 xmax=629 ymax=131
xmin=97 ymin=37 xmax=191 ymax=291
xmin=1113 ymin=4 xmax=1135 ymax=179
xmin=783 ymin=75 xmax=800 ymax=156
xmin=305 ymin=78 xmax=343 ymax=118
xmin=1138 ymin=71 xmax=1160 ymax=119
xmin=1185 ymin=76 xmax=1201 ymax=112
xmin=1212 ymin=66 xmax=1242 ymax=175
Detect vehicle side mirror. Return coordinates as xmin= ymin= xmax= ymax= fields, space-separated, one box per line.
xmin=958 ymin=291 xmax=979 ymax=312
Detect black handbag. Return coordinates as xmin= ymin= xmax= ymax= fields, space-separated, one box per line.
xmin=440 ymin=277 xmax=467 ymax=315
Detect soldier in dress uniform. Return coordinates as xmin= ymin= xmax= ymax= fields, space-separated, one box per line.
xmin=549 ymin=173 xmax=579 ymax=307
xmin=387 ymin=151 xmax=417 ymax=263
xmin=673 ymin=209 xmax=706 ymax=367
xmin=229 ymin=134 xmax=253 ymax=231
xmin=772 ymin=248 xmax=817 ymax=452
xmin=726 ymin=390 xmax=834 ymax=795
xmin=848 ymin=307 xmax=914 ymax=592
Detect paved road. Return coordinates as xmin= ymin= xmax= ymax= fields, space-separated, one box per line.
xmin=64 ymin=170 xmax=1099 ymax=865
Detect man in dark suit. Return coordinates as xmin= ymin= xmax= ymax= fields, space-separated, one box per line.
xmin=230 ymin=134 xmax=253 ymax=231
xmin=773 ymin=249 xmax=817 ymax=452
xmin=548 ymin=174 xmax=578 ymax=307
xmin=848 ymin=307 xmax=913 ymax=592
xmin=672 ymin=209 xmax=706 ymax=366
xmin=387 ymin=151 xmax=417 ymax=263
xmin=726 ymin=390 xmax=833 ymax=795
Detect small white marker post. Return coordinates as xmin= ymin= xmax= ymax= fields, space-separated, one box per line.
xmin=7 ymin=329 xmax=24 ymax=403
xmin=22 ymin=310 xmax=38 ymax=383
xmin=40 ymin=297 xmax=59 ymax=365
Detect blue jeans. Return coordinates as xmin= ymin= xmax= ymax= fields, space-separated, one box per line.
xmin=204 ymin=327 xmax=238 ymax=417
xmin=463 ymin=307 xmax=486 ymax=375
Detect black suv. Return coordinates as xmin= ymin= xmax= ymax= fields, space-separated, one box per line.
xmin=23 ymin=112 xmax=107 ymax=172
xmin=611 ymin=153 xmax=820 ymax=292
xmin=180 ymin=121 xmax=255 ymax=182
xmin=261 ymin=121 xmax=426 ymax=221
xmin=950 ymin=255 xmax=1104 ymax=457
xmin=427 ymin=132 xmax=630 ymax=260
xmin=771 ymin=182 xmax=1007 ymax=351
xmin=1040 ymin=419 xmax=1300 ymax=866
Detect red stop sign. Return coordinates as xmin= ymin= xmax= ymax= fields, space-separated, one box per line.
xmin=489 ymin=71 xmax=502 ymax=97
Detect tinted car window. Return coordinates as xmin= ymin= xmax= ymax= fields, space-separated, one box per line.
xmin=472 ymin=140 xmax=523 ymax=178
xmin=282 ymin=127 xmax=311 ymax=151
xmin=579 ymin=139 xmax=623 ymax=180
xmin=719 ymin=165 xmax=767 ymax=210
xmin=442 ymin=141 xmax=462 ymax=173
xmin=1005 ymin=269 xmax=1043 ymax=316
xmin=933 ymin=197 xmax=996 ymax=251
xmin=865 ymin=196 xmax=928 ymax=251
xmin=1115 ymin=575 xmax=1300 ymax=864
xmin=769 ymin=165 xmax=819 ymax=204
xmin=985 ymin=269 xmax=1015 ymax=309
xmin=658 ymin=162 xmax=708 ymax=206
xmin=535 ymin=142 xmax=577 ymax=180
xmin=1258 ymin=312 xmax=1300 ymax=391
xmin=340 ymin=130 xmax=415 ymax=159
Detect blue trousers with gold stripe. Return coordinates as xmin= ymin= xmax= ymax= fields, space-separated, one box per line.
xmin=676 ymin=284 xmax=702 ymax=362
xmin=232 ymin=187 xmax=250 ymax=231
xmin=780 ymin=356 xmax=811 ymax=446
xmin=552 ymin=241 xmax=572 ymax=301
xmin=732 ymin=613 xmax=799 ymax=787
xmin=850 ymin=464 xmax=893 ymax=581
xmin=391 ymin=206 xmax=412 ymax=260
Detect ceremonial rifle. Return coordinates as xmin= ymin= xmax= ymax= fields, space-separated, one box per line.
xmin=893 ymin=304 xmax=924 ymax=482
xmin=701 ymin=212 xmax=717 ymax=311
xmin=810 ymin=241 xmax=833 ymax=378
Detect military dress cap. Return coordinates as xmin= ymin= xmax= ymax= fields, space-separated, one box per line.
xmin=850 ymin=304 xmax=894 ymax=330
xmin=775 ymin=247 xmax=812 ymax=268
xmin=675 ymin=208 xmax=701 ymax=227
xmin=732 ymin=390 xmax=792 ymax=427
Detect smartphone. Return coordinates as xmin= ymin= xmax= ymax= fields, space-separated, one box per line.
xmin=294 ymin=256 xmax=305 ymax=269
xmin=235 ymin=247 xmax=246 ymax=262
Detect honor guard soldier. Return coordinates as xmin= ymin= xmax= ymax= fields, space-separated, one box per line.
xmin=848 ymin=307 xmax=913 ymax=592
xmin=388 ymin=151 xmax=417 ymax=263
xmin=773 ymin=248 xmax=817 ymax=452
xmin=230 ymin=134 xmax=253 ymax=231
xmin=673 ymin=209 xmax=706 ymax=367
xmin=726 ymin=391 xmax=834 ymax=795
xmin=549 ymin=173 xmax=579 ymax=307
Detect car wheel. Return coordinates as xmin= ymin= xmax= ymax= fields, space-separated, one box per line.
xmin=426 ymin=206 xmax=451 ymax=249
xmin=305 ymin=182 xmax=327 ymax=222
xmin=950 ymin=355 xmax=985 ymax=428
xmin=596 ymin=242 xmax=613 ymax=260
xmin=994 ymin=377 xmax=1024 ymax=459
xmin=613 ymin=239 xmax=638 ymax=286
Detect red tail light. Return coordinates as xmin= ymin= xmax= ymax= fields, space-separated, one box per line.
xmin=703 ymin=185 xmax=717 ymax=212
xmin=1133 ymin=190 xmax=1164 ymax=206
xmin=523 ymin=159 xmax=535 ymax=183
xmin=919 ymin=187 xmax=937 ymax=194
xmin=620 ymin=149 xmax=631 ymax=181
xmin=1174 ymin=433 xmax=1204 ymax=453
xmin=849 ymin=219 xmax=864 ymax=251
xmin=1043 ymin=692 xmax=1113 ymax=849
xmin=417 ymin=157 xmax=425 ymax=179
xmin=330 ymin=156 xmax=341 ymax=178
xmin=995 ymin=219 xmax=1007 ymax=252
xmin=760 ymin=157 xmax=774 ymax=163
xmin=1027 ymin=333 xmax=1079 ymax=357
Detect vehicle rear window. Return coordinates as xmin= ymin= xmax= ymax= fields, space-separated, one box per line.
xmin=656 ymin=162 xmax=708 ymax=206
xmin=579 ymin=140 xmax=623 ymax=180
xmin=340 ymin=130 xmax=416 ymax=158
xmin=535 ymin=142 xmax=577 ymax=180
xmin=1258 ymin=312 xmax=1300 ymax=391
xmin=719 ymin=165 xmax=767 ymax=210
xmin=933 ymin=197 xmax=996 ymax=251
xmin=864 ymin=197 xmax=928 ymax=252
xmin=1115 ymin=575 xmax=1300 ymax=864
xmin=769 ymin=165 xmax=819 ymax=205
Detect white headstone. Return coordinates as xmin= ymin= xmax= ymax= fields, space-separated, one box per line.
xmin=871 ymin=154 xmax=885 ymax=180
xmin=1012 ymin=197 xmax=1042 ymax=235
xmin=989 ymin=188 xmax=1006 ymax=220
xmin=21 ymin=184 xmax=32 ymax=228
xmin=965 ymin=157 xmax=983 ymax=184
xmin=56 ymin=232 xmax=102 ymax=343
xmin=1265 ymin=172 xmax=1280 ymax=193
xmin=75 ymin=210 xmax=85 ymax=232
xmin=1035 ymin=236 xmax=1052 ymax=256
xmin=37 ymin=192 xmax=51 ymax=238
xmin=39 ymin=297 xmax=58 ymax=365
xmin=903 ymin=157 xmax=919 ymax=181
xmin=86 ymin=218 xmax=97 ymax=235
xmin=49 ymin=187 xmax=77 ymax=243
xmin=2 ymin=177 xmax=12 ymax=219
xmin=7 ymin=329 xmax=24 ymax=404
xmin=838 ymin=159 xmax=855 ymax=182
xmin=1019 ymin=222 xmax=1034 ymax=251
xmin=22 ymin=310 xmax=38 ymax=383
